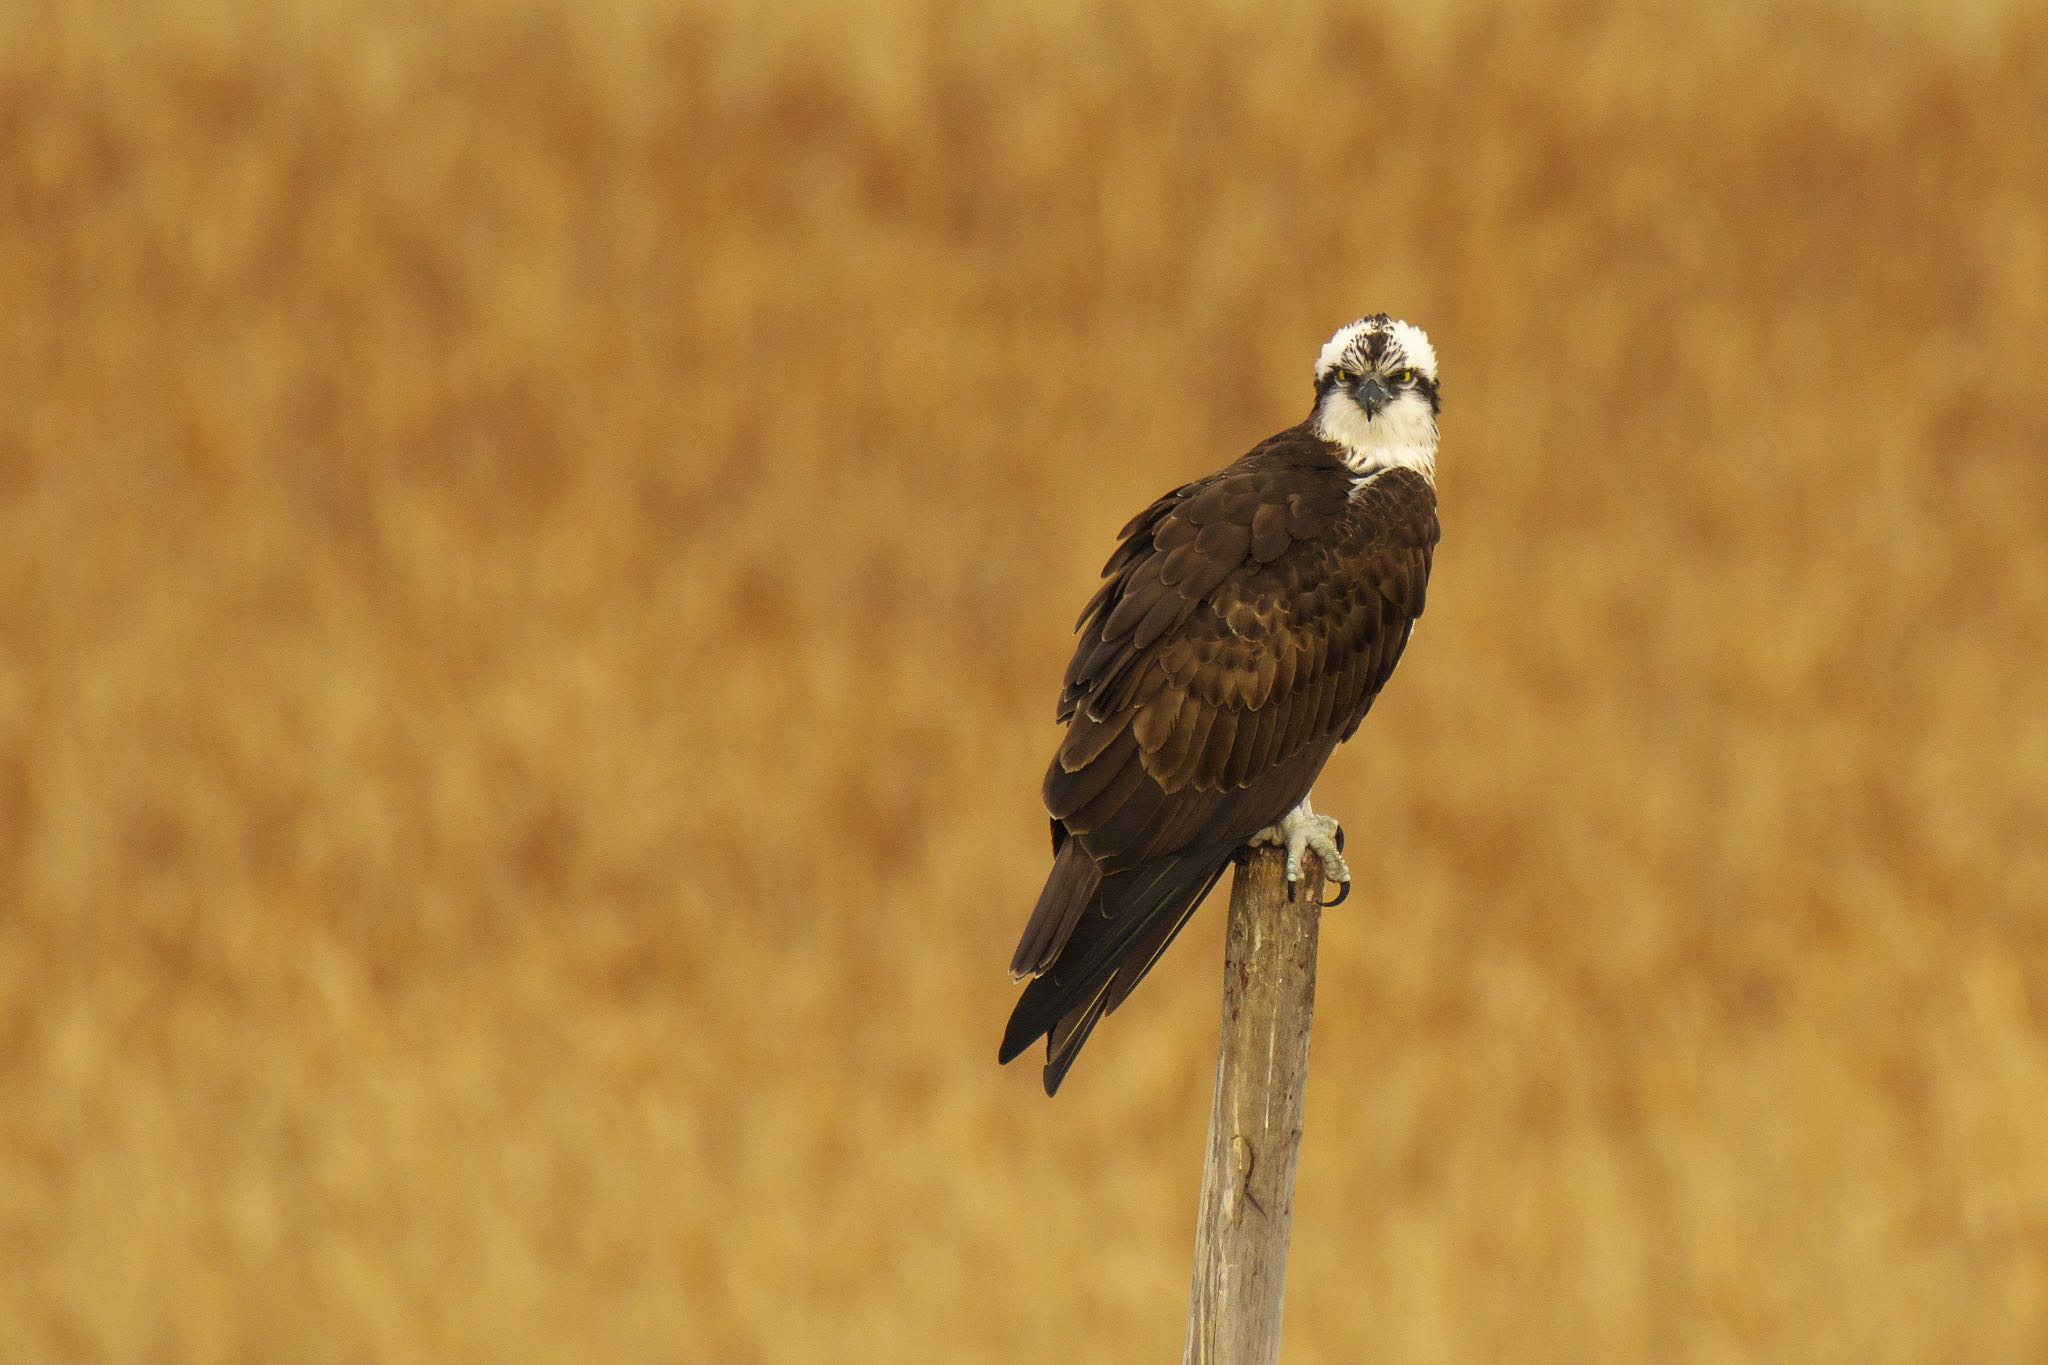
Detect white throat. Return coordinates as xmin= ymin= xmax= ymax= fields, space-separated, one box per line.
xmin=1314 ymin=393 xmax=1438 ymax=482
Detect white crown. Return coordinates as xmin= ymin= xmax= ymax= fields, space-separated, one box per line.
xmin=1315 ymin=317 xmax=1438 ymax=380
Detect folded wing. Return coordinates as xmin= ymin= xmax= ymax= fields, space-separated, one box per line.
xmin=1003 ymin=437 xmax=1439 ymax=1092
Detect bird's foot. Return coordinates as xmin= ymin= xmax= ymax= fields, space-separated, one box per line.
xmin=1248 ymin=801 xmax=1351 ymax=905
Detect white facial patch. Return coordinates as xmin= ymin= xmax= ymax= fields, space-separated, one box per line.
xmin=1311 ymin=315 xmax=1440 ymax=481
xmin=1315 ymin=391 xmax=1438 ymax=480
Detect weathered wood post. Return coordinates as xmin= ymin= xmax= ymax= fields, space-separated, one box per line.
xmin=1183 ymin=844 xmax=1327 ymax=1365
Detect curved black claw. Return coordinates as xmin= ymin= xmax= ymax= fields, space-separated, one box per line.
xmin=1323 ymin=879 xmax=1350 ymax=908
xmin=1287 ymin=877 xmax=1298 ymax=903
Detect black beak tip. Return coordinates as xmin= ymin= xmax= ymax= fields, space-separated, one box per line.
xmin=1350 ymin=378 xmax=1392 ymax=418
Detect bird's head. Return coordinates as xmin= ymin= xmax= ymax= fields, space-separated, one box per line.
xmin=1311 ymin=314 xmax=1440 ymax=476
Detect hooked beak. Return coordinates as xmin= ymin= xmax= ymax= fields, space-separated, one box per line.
xmin=1350 ymin=375 xmax=1392 ymax=419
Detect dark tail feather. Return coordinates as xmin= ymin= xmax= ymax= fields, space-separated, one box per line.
xmin=1008 ymin=837 xmax=1101 ymax=979
xmin=1041 ymin=978 xmax=1116 ymax=1095
xmin=999 ymin=848 xmax=1233 ymax=1093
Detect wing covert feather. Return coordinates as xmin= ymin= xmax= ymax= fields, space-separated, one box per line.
xmin=1045 ymin=434 xmax=1438 ymax=872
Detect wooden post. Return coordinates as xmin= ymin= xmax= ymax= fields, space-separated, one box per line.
xmin=1183 ymin=844 xmax=1326 ymax=1365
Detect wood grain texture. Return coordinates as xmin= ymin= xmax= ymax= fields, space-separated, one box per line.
xmin=1185 ymin=845 xmax=1327 ymax=1365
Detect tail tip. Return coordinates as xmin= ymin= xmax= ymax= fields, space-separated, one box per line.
xmin=996 ymin=1023 xmax=1037 ymax=1067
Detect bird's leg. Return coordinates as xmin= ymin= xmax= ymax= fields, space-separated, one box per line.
xmin=1247 ymin=795 xmax=1351 ymax=903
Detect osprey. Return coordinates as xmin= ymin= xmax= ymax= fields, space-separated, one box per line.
xmin=999 ymin=314 xmax=1442 ymax=1095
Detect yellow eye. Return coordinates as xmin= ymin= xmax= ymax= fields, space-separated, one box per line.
xmin=1395 ymin=368 xmax=1415 ymax=386
xmin=1332 ymin=368 xmax=1352 ymax=384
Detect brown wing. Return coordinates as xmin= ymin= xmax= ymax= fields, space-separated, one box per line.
xmin=1002 ymin=440 xmax=1438 ymax=1091
xmin=1046 ymin=445 xmax=1439 ymax=875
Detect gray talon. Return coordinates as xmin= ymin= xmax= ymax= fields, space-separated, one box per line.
xmin=1247 ymin=798 xmax=1352 ymax=898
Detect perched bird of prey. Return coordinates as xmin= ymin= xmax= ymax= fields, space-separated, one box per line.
xmin=999 ymin=315 xmax=1442 ymax=1095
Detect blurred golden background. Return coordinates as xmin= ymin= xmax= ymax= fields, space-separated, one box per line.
xmin=4 ymin=0 xmax=2047 ymax=1359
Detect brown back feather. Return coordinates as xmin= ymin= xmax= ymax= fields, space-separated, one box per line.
xmin=1049 ymin=426 xmax=1439 ymax=872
